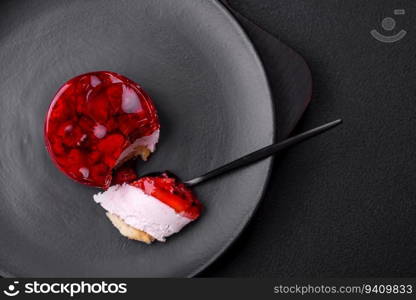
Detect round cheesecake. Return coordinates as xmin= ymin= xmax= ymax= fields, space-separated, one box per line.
xmin=44 ymin=71 xmax=160 ymax=188
xmin=93 ymin=173 xmax=202 ymax=243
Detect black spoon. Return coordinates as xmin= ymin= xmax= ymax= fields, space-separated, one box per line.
xmin=144 ymin=119 xmax=342 ymax=187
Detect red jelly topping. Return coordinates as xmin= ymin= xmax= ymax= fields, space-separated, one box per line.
xmin=44 ymin=71 xmax=159 ymax=188
xmin=131 ymin=173 xmax=202 ymax=220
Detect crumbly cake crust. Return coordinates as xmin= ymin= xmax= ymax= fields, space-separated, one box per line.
xmin=106 ymin=212 xmax=155 ymax=244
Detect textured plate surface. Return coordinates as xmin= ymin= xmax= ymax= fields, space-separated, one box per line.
xmin=0 ymin=0 xmax=274 ymax=276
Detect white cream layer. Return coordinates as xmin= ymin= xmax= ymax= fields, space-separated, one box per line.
xmin=93 ymin=183 xmax=191 ymax=241
xmin=117 ymin=129 xmax=160 ymax=164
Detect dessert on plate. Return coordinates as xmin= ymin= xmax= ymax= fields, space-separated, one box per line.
xmin=45 ymin=71 xmax=202 ymax=243
xmin=44 ymin=71 xmax=160 ymax=188
xmin=94 ymin=173 xmax=202 ymax=243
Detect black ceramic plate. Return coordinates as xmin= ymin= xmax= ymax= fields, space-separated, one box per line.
xmin=0 ymin=0 xmax=274 ymax=277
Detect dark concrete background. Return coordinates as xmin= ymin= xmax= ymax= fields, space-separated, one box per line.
xmin=202 ymin=0 xmax=416 ymax=277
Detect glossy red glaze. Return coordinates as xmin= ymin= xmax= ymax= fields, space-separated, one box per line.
xmin=44 ymin=71 xmax=159 ymax=188
xmin=131 ymin=173 xmax=202 ymax=220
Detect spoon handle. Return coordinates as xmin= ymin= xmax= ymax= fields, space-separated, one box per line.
xmin=184 ymin=119 xmax=342 ymax=187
